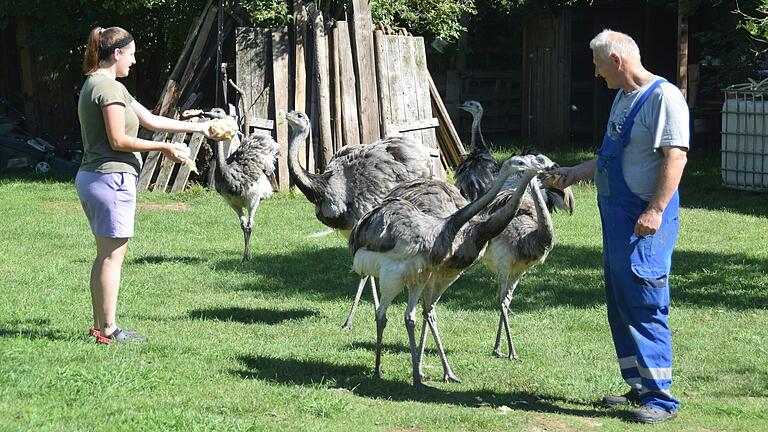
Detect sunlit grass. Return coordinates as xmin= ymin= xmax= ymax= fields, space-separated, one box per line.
xmin=0 ymin=150 xmax=766 ymax=431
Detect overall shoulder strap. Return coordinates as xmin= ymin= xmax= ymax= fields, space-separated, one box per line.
xmin=625 ymin=79 xmax=666 ymax=124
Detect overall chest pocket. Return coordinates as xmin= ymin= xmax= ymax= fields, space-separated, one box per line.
xmin=595 ymin=155 xmax=614 ymax=197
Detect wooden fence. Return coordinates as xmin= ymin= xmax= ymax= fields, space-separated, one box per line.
xmin=138 ymin=0 xmax=464 ymax=192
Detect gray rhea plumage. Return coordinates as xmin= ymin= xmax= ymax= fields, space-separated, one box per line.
xmin=481 ymin=153 xmax=575 ymax=360
xmin=286 ymin=111 xmax=433 ymax=234
xmin=213 ymin=130 xmax=279 ymax=264
xmin=285 ymin=110 xmax=433 ymax=329
xmin=348 ymin=155 xmax=547 ymax=386
xmin=454 ymin=100 xmax=500 ymax=201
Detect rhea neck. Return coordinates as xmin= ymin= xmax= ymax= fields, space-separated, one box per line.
xmin=473 ymin=169 xmax=541 ymax=248
xmin=287 ymin=122 xmax=326 ymax=203
xmin=469 ymin=109 xmax=488 ymax=153
xmin=430 ymin=165 xmax=520 ymax=263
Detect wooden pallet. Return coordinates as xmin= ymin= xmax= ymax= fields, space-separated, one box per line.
xmin=137 ymin=131 xmax=207 ymax=192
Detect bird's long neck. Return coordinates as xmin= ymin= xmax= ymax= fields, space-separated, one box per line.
xmin=215 ymin=141 xmax=228 ymax=176
xmin=430 ymin=164 xmax=515 ymax=263
xmin=287 ymin=127 xmax=326 ymax=203
xmin=472 ymin=170 xmax=540 ymax=247
xmin=531 ymin=177 xmax=555 ymax=246
xmin=470 ymin=111 xmax=489 ymax=155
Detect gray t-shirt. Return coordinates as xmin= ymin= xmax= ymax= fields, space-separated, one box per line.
xmin=605 ymin=76 xmax=689 ymax=200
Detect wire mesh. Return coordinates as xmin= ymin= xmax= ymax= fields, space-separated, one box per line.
xmin=721 ymin=78 xmax=768 ymax=191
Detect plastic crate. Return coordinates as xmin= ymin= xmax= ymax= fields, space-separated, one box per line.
xmin=721 ymin=81 xmax=768 ymax=191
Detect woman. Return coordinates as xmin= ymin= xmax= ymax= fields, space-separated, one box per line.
xmin=76 ymin=26 xmax=218 ymax=344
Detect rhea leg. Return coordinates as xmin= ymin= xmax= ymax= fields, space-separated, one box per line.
xmin=494 ymin=278 xmax=521 ymax=360
xmin=343 ymin=276 xmax=380 ymax=330
xmin=404 ymin=285 xmax=427 ymax=387
xmin=374 ymin=276 xmax=402 ymax=380
xmin=416 ymin=316 xmax=429 ymax=381
xmin=241 ymin=195 xmax=261 ymax=264
xmin=423 ymin=305 xmax=461 ymax=383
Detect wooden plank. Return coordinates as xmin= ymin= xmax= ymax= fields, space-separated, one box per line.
xmin=312 ymin=8 xmax=333 ymax=168
xmin=388 ymin=117 xmax=439 ymax=134
xmin=398 ymin=37 xmax=422 ymax=146
xmin=15 ymin=17 xmax=38 ymax=134
xmin=330 ymin=24 xmax=343 ymax=152
xmin=248 ymin=117 xmax=275 ymax=130
xmin=176 ymin=5 xmax=219 ymax=103
xmin=406 ymin=36 xmax=443 ymax=177
xmin=170 ymin=132 xmax=206 ymax=192
xmin=153 ymin=132 xmax=187 ymax=192
xmin=137 ymin=131 xmax=169 ymax=191
xmin=384 ymin=35 xmax=406 ymax=138
xmin=310 ymin=47 xmax=319 ymax=172
xmin=373 ymin=29 xmax=390 ymax=138
xmin=429 ymin=72 xmax=466 ymax=165
xmin=235 ymin=27 xmax=250 ymax=130
xmin=350 ymin=0 xmax=380 ymax=143
xmin=236 ymin=27 xmax=271 ymax=133
xmin=677 ymin=12 xmax=688 ymax=98
xmin=272 ymin=26 xmax=290 ymax=191
xmin=411 ymin=37 xmax=436 ymax=146
xmin=293 ymin=0 xmax=313 ymax=174
xmin=337 ymin=21 xmax=361 ymax=146
xmin=154 ymin=0 xmax=212 ymax=115
xmin=181 ymin=16 xmax=235 ymax=109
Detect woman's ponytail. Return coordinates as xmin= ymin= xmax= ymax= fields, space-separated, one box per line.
xmin=83 ymin=27 xmax=103 ymax=75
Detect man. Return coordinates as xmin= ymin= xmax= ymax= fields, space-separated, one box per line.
xmin=554 ymin=29 xmax=688 ymax=424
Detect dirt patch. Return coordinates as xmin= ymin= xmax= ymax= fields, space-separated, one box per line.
xmin=46 ymin=202 xmax=81 ymax=211
xmin=528 ymin=413 xmax=603 ymax=431
xmin=137 ymin=203 xmax=189 ymax=211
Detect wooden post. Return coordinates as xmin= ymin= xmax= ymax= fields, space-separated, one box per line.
xmin=311 ymin=7 xmax=333 ymax=169
xmin=171 ymin=132 xmax=206 ymax=192
xmin=677 ymin=8 xmax=689 ymax=99
xmin=14 ymin=17 xmax=37 ymax=134
xmin=155 ymin=0 xmax=213 ymax=117
xmin=293 ymin=0 xmax=314 ymax=174
xmin=337 ymin=21 xmax=361 ymax=147
xmin=137 ymin=132 xmax=168 ymax=191
xmin=330 ymin=24 xmax=343 ymax=152
xmin=272 ymin=26 xmax=290 ymax=191
xmin=350 ymin=0 xmax=380 ymax=144
xmin=236 ymin=28 xmax=271 ymax=133
xmin=176 ymin=5 xmax=219 ymax=104
xmin=152 ymin=132 xmax=188 ymax=192
xmin=429 ymin=73 xmax=465 ymax=165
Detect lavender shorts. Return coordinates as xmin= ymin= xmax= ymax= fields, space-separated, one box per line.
xmin=75 ymin=171 xmax=138 ymax=238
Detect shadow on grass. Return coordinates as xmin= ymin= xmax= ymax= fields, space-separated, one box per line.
xmin=188 ymin=307 xmax=319 ymax=325
xmin=130 ymin=255 xmax=205 ymax=265
xmin=680 ymin=152 xmax=768 ymax=218
xmin=0 ymin=170 xmax=75 ymax=185
xmin=232 ymin=354 xmax=620 ymax=419
xmin=347 ymin=341 xmax=450 ymax=356
xmin=0 ymin=318 xmax=69 ymax=341
xmin=212 ymin=242 xmax=767 ymax=312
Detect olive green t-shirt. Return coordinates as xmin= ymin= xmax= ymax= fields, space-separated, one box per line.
xmin=77 ymin=74 xmax=142 ymax=175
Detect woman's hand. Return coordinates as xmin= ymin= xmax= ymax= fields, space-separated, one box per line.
xmin=162 ymin=142 xmax=190 ymax=163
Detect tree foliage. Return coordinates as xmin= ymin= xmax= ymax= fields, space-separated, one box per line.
xmin=734 ymin=0 xmax=768 ymax=49
xmin=370 ymin=0 xmax=476 ymax=42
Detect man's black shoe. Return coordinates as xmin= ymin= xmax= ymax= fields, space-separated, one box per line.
xmin=601 ymin=389 xmax=641 ymax=407
xmin=628 ymin=405 xmax=677 ymax=424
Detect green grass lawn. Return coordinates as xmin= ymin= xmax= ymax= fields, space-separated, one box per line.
xmin=0 ymin=150 xmax=766 ymax=431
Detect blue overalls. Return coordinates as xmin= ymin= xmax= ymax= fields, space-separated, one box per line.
xmin=595 ymin=79 xmax=680 ymax=413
